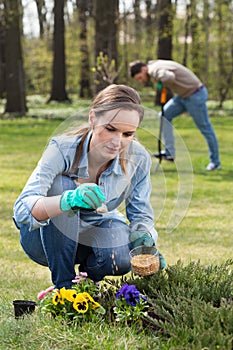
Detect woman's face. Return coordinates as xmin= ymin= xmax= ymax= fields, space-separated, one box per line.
xmin=89 ymin=108 xmax=140 ymax=161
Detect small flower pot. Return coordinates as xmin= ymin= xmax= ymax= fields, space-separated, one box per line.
xmin=13 ymin=300 xmax=37 ymax=319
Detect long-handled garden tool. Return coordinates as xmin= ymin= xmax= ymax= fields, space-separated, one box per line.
xmin=153 ymin=84 xmax=167 ymax=172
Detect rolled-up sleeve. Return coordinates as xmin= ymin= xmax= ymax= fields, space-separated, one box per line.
xmin=13 ymin=139 xmax=68 ymax=231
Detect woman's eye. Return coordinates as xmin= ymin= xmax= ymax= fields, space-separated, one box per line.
xmin=123 ymin=132 xmax=135 ymax=137
xmin=105 ymin=126 xmax=115 ymax=132
xmin=105 ymin=126 xmax=134 ymax=138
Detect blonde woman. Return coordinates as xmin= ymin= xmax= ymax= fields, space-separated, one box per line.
xmin=13 ymin=84 xmax=166 ymax=289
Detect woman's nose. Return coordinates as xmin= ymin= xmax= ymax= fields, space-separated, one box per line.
xmin=111 ymin=133 xmax=122 ymax=145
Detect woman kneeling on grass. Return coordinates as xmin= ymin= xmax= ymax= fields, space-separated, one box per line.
xmin=13 ymin=84 xmax=166 ymax=289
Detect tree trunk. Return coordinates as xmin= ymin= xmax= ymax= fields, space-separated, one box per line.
xmin=94 ymin=0 xmax=119 ymax=93
xmin=48 ymin=0 xmax=69 ymax=103
xmin=157 ymin=0 xmax=173 ymax=60
xmin=121 ymin=1 xmax=129 ymax=82
xmin=216 ymin=0 xmax=233 ymax=107
xmin=156 ymin=0 xmax=173 ymax=105
xmin=4 ymin=0 xmax=27 ymax=115
xmin=34 ymin=0 xmax=47 ymax=39
xmin=190 ymin=0 xmax=201 ymax=76
xmin=182 ymin=4 xmax=191 ymax=67
xmin=133 ymin=0 xmax=141 ymax=59
xmin=203 ymin=0 xmax=209 ymax=85
xmin=0 ymin=2 xmax=6 ymax=98
xmin=77 ymin=0 xmax=92 ymax=98
xmin=145 ymin=0 xmax=153 ymax=61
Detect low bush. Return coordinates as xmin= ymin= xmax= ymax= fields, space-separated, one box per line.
xmin=128 ymin=260 xmax=233 ymax=349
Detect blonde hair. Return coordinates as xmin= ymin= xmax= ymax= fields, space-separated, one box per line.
xmin=91 ymin=84 xmax=144 ymax=122
xmin=69 ymin=84 xmax=144 ymax=175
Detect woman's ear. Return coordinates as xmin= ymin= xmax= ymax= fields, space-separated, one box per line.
xmin=89 ymin=110 xmax=96 ymax=127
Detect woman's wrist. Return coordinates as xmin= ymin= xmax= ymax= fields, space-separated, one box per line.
xmin=31 ymin=195 xmax=63 ymax=221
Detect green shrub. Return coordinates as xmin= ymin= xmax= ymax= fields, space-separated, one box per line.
xmin=128 ymin=260 xmax=233 ymax=349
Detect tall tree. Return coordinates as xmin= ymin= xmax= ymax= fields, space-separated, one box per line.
xmin=0 ymin=0 xmax=6 ymax=98
xmin=203 ymin=0 xmax=210 ymax=84
xmin=190 ymin=0 xmax=201 ymax=75
xmin=48 ymin=0 xmax=69 ymax=103
xmin=133 ymin=0 xmax=141 ymax=58
xmin=156 ymin=0 xmax=173 ymax=59
xmin=77 ymin=0 xmax=92 ymax=98
xmin=121 ymin=1 xmax=130 ymax=81
xmin=182 ymin=3 xmax=191 ymax=67
xmin=3 ymin=0 xmax=27 ymax=114
xmin=156 ymin=0 xmax=173 ymax=104
xmin=145 ymin=0 xmax=153 ymax=60
xmin=215 ymin=0 xmax=233 ymax=107
xmin=94 ymin=0 xmax=119 ymax=92
xmin=34 ymin=0 xmax=47 ymax=39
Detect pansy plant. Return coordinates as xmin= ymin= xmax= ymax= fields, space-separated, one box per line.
xmin=37 ymin=273 xmax=105 ymax=322
xmin=114 ymin=283 xmax=148 ymax=324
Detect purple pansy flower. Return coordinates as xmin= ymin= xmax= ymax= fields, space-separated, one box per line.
xmin=116 ymin=283 xmax=147 ymax=306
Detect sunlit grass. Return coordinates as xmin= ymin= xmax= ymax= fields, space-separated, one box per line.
xmin=0 ymin=98 xmax=232 ymax=349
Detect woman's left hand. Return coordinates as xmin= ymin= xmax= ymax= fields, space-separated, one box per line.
xmin=129 ymin=231 xmax=166 ymax=270
xmin=129 ymin=231 xmax=155 ymax=249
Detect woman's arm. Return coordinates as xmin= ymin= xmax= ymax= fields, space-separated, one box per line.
xmin=31 ymin=195 xmax=63 ymax=221
xmin=13 ymin=137 xmax=76 ymax=230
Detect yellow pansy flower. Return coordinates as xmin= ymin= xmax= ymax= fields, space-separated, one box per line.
xmin=82 ymin=292 xmax=100 ymax=309
xmin=52 ymin=290 xmax=65 ymax=305
xmin=60 ymin=288 xmax=77 ymax=302
xmin=73 ymin=293 xmax=89 ymax=313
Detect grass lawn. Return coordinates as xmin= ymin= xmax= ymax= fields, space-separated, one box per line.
xmin=0 ymin=97 xmax=232 ymax=349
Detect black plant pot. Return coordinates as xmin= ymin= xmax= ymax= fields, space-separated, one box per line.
xmin=13 ymin=300 xmax=37 ymax=319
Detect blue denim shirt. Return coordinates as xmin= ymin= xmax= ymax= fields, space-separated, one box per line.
xmin=13 ymin=131 xmax=158 ymax=243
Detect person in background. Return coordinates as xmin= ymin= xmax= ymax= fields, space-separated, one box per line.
xmin=129 ymin=60 xmax=221 ymax=171
xmin=13 ymin=84 xmax=166 ymax=289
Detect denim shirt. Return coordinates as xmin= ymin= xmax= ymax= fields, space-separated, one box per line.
xmin=13 ymin=131 xmax=158 ymax=243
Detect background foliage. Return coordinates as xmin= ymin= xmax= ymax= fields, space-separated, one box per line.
xmin=1 ymin=0 xmax=233 ymax=110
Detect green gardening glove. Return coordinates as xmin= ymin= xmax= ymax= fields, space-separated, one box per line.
xmin=129 ymin=231 xmax=167 ymax=270
xmin=158 ymin=251 xmax=166 ymax=269
xmin=60 ymin=183 xmax=106 ymax=211
xmin=129 ymin=231 xmax=155 ymax=249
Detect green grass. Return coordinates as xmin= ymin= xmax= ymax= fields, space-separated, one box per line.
xmin=0 ymin=98 xmax=232 ymax=349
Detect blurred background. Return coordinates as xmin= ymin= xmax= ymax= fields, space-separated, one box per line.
xmin=0 ymin=0 xmax=232 ymax=115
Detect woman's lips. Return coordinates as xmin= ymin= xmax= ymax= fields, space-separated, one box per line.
xmin=106 ymin=146 xmax=120 ymax=153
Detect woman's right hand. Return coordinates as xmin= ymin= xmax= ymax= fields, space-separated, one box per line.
xmin=60 ymin=183 xmax=106 ymax=211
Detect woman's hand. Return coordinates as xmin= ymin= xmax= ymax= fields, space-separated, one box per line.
xmin=129 ymin=231 xmax=155 ymax=249
xmin=60 ymin=183 xmax=106 ymax=211
xmin=129 ymin=231 xmax=167 ymax=269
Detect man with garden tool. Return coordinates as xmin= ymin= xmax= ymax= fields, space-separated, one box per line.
xmin=129 ymin=60 xmax=221 ymax=171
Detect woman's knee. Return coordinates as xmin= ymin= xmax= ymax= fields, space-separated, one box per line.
xmin=20 ymin=225 xmax=48 ymax=266
xmin=84 ymin=244 xmax=131 ymax=281
xmin=110 ymin=245 xmax=131 ymax=275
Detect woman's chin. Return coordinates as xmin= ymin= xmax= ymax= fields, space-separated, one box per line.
xmin=102 ymin=151 xmax=118 ymax=162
